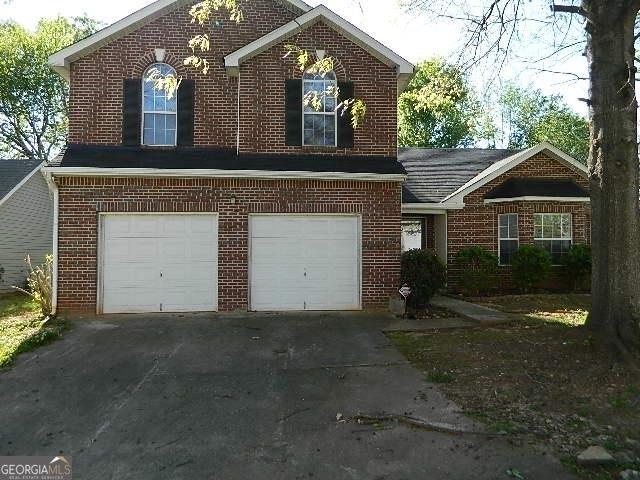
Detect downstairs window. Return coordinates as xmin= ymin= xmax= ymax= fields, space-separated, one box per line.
xmin=534 ymin=213 xmax=572 ymax=264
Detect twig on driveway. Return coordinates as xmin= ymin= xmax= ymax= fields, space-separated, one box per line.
xmin=277 ymin=407 xmax=313 ymax=423
xmin=350 ymin=414 xmax=504 ymax=437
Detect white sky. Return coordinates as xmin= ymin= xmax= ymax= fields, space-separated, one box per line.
xmin=0 ymin=0 xmax=589 ymax=114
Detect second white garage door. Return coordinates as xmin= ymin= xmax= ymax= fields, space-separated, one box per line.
xmin=250 ymin=215 xmax=361 ymax=311
xmin=100 ymin=214 xmax=218 ymax=314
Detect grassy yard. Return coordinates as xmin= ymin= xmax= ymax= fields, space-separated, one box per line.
xmin=388 ymin=294 xmax=640 ymax=479
xmin=0 ymin=293 xmax=64 ymax=369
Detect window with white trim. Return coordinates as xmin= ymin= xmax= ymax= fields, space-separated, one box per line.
xmin=402 ymin=219 xmax=424 ymax=252
xmin=142 ymin=63 xmax=177 ymax=146
xmin=498 ymin=213 xmax=519 ymax=265
xmin=534 ymin=213 xmax=572 ymax=263
xmin=302 ymin=69 xmax=337 ymax=146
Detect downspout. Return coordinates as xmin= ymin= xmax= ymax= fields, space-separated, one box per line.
xmin=43 ymin=170 xmax=59 ymax=316
xmin=236 ymin=70 xmax=241 ymax=155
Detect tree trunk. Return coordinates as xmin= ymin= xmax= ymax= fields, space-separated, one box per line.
xmin=583 ymin=0 xmax=640 ymax=355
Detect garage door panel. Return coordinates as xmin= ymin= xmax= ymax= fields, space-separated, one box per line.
xmin=103 ymin=288 xmax=160 ymax=313
xmin=104 ymin=264 xmax=160 ymax=288
xmin=190 ymin=240 xmax=218 ymax=261
xmin=161 ymin=216 xmax=187 ymax=234
xmin=189 ymin=216 xmax=218 ymax=234
xmin=251 ymin=239 xmax=306 ymax=262
xmin=128 ymin=238 xmax=160 ymax=261
xmin=159 ymin=239 xmax=187 ymax=259
xmin=102 ymin=214 xmax=218 ymax=314
xmin=106 ymin=216 xmax=133 ymax=235
xmin=131 ymin=216 xmax=160 ymax=235
xmin=251 ymin=288 xmax=305 ymax=311
xmin=250 ymin=215 xmax=360 ymax=311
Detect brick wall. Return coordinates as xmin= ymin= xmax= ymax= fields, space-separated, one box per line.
xmin=68 ymin=0 xmax=397 ymax=156
xmin=446 ymin=153 xmax=591 ymax=290
xmin=55 ymin=176 xmax=402 ymax=312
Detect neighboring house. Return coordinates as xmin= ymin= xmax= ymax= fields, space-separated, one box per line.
xmin=400 ymin=142 xmax=591 ymax=290
xmin=0 ymin=159 xmax=53 ymax=293
xmin=45 ymin=0 xmax=413 ymax=314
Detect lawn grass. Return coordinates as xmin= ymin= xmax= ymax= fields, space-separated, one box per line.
xmin=0 ymin=292 xmax=64 ymax=369
xmin=388 ymin=294 xmax=640 ymax=480
xmin=471 ymin=293 xmax=591 ymax=326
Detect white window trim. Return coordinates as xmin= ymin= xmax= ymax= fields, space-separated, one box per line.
xmin=141 ymin=63 xmax=178 ymax=147
xmin=302 ymin=73 xmax=338 ymax=147
xmin=498 ymin=213 xmax=519 ymax=266
xmin=533 ymin=213 xmax=573 ymax=264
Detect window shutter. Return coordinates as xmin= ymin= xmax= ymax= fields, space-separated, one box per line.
xmin=177 ymin=79 xmax=195 ymax=147
xmin=122 ymin=79 xmax=142 ymax=146
xmin=285 ymin=79 xmax=302 ymax=146
xmin=337 ymin=81 xmax=355 ymax=148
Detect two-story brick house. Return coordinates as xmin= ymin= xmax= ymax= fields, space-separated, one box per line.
xmin=45 ymin=0 xmax=414 ymax=314
xmin=45 ymin=0 xmax=591 ymax=314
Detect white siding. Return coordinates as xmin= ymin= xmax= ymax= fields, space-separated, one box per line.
xmin=0 ymin=172 xmax=53 ymax=292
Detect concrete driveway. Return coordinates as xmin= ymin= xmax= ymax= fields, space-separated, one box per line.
xmin=0 ymin=313 xmax=571 ymax=479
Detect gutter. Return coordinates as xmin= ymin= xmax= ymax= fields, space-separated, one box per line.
xmin=402 ymin=202 xmax=464 ymax=215
xmin=44 ymin=167 xmax=408 ymax=183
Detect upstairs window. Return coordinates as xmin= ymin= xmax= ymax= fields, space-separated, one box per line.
xmin=302 ymin=69 xmax=337 ymax=146
xmin=143 ymin=63 xmax=177 ymax=146
xmin=534 ymin=213 xmax=572 ymax=264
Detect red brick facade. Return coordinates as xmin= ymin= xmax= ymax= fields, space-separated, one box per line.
xmin=68 ymin=0 xmax=397 ymax=156
xmin=446 ymin=153 xmax=591 ymax=290
xmin=55 ymin=177 xmax=402 ymax=313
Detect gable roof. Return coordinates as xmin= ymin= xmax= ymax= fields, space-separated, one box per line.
xmin=442 ymin=142 xmax=588 ymax=204
xmin=399 ymin=147 xmax=519 ymax=204
xmin=400 ymin=142 xmax=588 ymax=206
xmin=224 ymin=5 xmax=414 ymax=89
xmin=48 ymin=0 xmax=312 ymax=80
xmin=0 ymin=159 xmax=44 ymax=208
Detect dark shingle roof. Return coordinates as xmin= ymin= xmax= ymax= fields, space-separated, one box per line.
xmin=399 ymin=148 xmax=521 ymax=203
xmin=0 ymin=158 xmax=42 ymax=201
xmin=48 ymin=145 xmax=407 ymax=175
xmin=485 ymin=178 xmax=589 ymax=199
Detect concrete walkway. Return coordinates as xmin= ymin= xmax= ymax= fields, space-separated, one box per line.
xmin=431 ymin=295 xmax=512 ymax=325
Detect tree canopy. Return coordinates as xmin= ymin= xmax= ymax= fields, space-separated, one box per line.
xmin=0 ymin=17 xmax=101 ymax=160
xmin=398 ymin=59 xmax=487 ymax=148
xmin=498 ymin=84 xmax=590 ymax=161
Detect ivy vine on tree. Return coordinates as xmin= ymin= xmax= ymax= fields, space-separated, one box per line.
xmin=148 ymin=0 xmax=367 ymax=129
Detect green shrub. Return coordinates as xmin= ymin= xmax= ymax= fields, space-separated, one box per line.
xmin=561 ymin=244 xmax=591 ymax=292
xmin=401 ymin=249 xmax=446 ymax=308
xmin=511 ymin=245 xmax=552 ymax=293
xmin=456 ymin=246 xmax=498 ymax=296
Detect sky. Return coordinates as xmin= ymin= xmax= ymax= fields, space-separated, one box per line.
xmin=0 ymin=0 xmax=589 ymax=114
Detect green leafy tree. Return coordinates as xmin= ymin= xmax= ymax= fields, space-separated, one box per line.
xmin=398 ymin=59 xmax=492 ymax=148
xmin=498 ymin=84 xmax=590 ymax=162
xmin=0 ymin=17 xmax=101 ymax=160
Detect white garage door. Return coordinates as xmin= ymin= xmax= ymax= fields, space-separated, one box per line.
xmin=100 ymin=214 xmax=218 ymax=314
xmin=250 ymin=215 xmax=361 ymax=311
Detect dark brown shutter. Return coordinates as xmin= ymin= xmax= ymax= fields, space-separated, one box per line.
xmin=122 ymin=79 xmax=142 ymax=146
xmin=177 ymin=79 xmax=195 ymax=147
xmin=285 ymin=79 xmax=302 ymax=146
xmin=337 ymin=81 xmax=355 ymax=148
